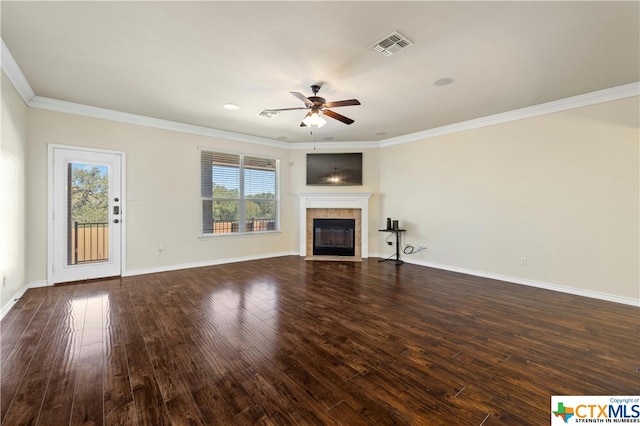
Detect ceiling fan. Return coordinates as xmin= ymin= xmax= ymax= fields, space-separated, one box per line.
xmin=261 ymin=84 xmax=361 ymax=127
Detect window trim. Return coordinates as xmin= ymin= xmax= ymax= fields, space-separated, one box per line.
xmin=200 ymin=148 xmax=280 ymax=237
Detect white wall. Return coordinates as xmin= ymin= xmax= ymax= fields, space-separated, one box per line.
xmin=24 ymin=110 xmax=383 ymax=285
xmin=26 ymin=109 xmax=295 ymax=281
xmin=379 ymin=97 xmax=639 ymax=301
xmin=1 ymin=72 xmax=28 ymax=311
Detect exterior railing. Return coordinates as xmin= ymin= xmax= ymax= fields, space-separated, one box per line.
xmin=213 ymin=219 xmax=276 ymax=234
xmin=71 ymin=222 xmax=109 ymax=264
xmin=70 ymin=219 xmax=276 ymax=264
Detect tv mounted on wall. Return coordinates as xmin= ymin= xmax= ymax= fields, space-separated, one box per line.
xmin=306 ymin=153 xmax=363 ymax=186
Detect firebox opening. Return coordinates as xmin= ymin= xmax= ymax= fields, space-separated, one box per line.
xmin=313 ymin=218 xmax=356 ymax=256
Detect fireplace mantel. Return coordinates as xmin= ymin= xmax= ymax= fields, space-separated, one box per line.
xmin=297 ymin=193 xmax=372 ymax=258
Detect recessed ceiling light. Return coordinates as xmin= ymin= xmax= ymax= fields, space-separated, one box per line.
xmin=223 ymin=103 xmax=240 ymax=110
xmin=433 ymin=77 xmax=454 ymax=87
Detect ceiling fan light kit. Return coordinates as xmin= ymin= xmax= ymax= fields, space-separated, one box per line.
xmin=302 ymin=111 xmax=327 ymax=128
xmin=261 ymin=84 xmax=361 ymax=128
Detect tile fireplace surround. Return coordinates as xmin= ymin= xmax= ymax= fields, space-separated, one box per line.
xmin=297 ymin=193 xmax=372 ymax=258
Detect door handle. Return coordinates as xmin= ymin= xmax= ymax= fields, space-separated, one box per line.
xmin=114 ymin=219 xmax=120 ymax=224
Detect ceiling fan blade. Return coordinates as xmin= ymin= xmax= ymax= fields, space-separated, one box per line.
xmin=262 ymin=107 xmax=308 ymax=112
xmin=290 ymin=91 xmax=314 ymax=107
xmin=324 ymin=99 xmax=361 ymax=108
xmin=323 ymin=109 xmax=355 ymax=125
xmin=300 ymin=121 xmax=308 ymax=127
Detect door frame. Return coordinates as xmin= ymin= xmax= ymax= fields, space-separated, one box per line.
xmin=47 ymin=144 xmax=127 ymax=285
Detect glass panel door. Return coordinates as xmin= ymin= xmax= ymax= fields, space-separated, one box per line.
xmin=51 ymin=148 xmax=122 ymax=283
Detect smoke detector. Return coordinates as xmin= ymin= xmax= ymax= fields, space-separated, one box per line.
xmin=370 ymin=31 xmax=413 ymax=57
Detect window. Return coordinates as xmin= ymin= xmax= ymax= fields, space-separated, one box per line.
xmin=201 ymin=150 xmax=278 ymax=235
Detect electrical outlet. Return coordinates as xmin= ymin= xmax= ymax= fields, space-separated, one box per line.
xmin=520 ymin=257 xmax=527 ymax=266
xmin=158 ymin=245 xmax=164 ymax=255
xmin=2 ymin=276 xmax=6 ymax=287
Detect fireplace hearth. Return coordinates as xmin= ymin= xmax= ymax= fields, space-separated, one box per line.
xmin=313 ymin=219 xmax=356 ymax=256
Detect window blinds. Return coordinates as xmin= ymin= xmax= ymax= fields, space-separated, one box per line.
xmin=201 ymin=150 xmax=278 ymax=235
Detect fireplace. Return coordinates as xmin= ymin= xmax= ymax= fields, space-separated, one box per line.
xmin=313 ymin=219 xmax=356 ymax=256
xmin=297 ymin=193 xmax=372 ymax=260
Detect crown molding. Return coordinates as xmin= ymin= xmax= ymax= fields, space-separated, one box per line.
xmin=290 ymin=140 xmax=380 ymax=150
xmin=28 ymin=93 xmax=374 ymax=150
xmin=3 ymin=37 xmax=637 ymax=150
xmin=28 ymin=96 xmax=292 ymax=149
xmin=379 ymin=82 xmax=640 ymax=147
xmin=1 ymin=37 xmax=290 ymax=149
xmin=1 ymin=39 xmax=35 ymax=104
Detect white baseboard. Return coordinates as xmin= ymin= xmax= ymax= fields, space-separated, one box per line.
xmin=381 ymin=255 xmax=639 ymax=307
xmin=0 ymin=280 xmax=55 ymax=321
xmin=132 ymin=251 xmax=638 ymax=307
xmin=0 ymin=280 xmax=51 ymax=321
xmin=0 ymin=285 xmax=29 ymax=321
xmin=28 ymin=280 xmax=49 ymax=288
xmin=5 ymin=254 xmax=634 ymax=321
xmin=125 ymin=251 xmax=296 ymax=277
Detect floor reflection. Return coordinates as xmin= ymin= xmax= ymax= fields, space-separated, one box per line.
xmin=205 ymin=279 xmax=279 ymax=365
xmin=67 ymin=293 xmax=110 ymax=362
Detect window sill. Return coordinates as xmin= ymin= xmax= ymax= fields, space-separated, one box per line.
xmin=199 ymin=230 xmax=281 ymax=240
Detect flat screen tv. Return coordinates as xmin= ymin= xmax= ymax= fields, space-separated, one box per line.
xmin=306 ymin=153 xmax=363 ymax=186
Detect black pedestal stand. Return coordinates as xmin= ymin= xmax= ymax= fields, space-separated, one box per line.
xmin=378 ymin=229 xmax=406 ymax=265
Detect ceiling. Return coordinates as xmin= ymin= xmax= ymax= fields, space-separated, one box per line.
xmin=2 ymin=1 xmax=638 ymax=144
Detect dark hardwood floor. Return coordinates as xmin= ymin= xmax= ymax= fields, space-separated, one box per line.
xmin=1 ymin=256 xmax=638 ymax=425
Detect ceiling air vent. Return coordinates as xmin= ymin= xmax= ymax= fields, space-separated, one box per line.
xmin=258 ymin=110 xmax=279 ymax=118
xmin=370 ymin=31 xmax=413 ymax=57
